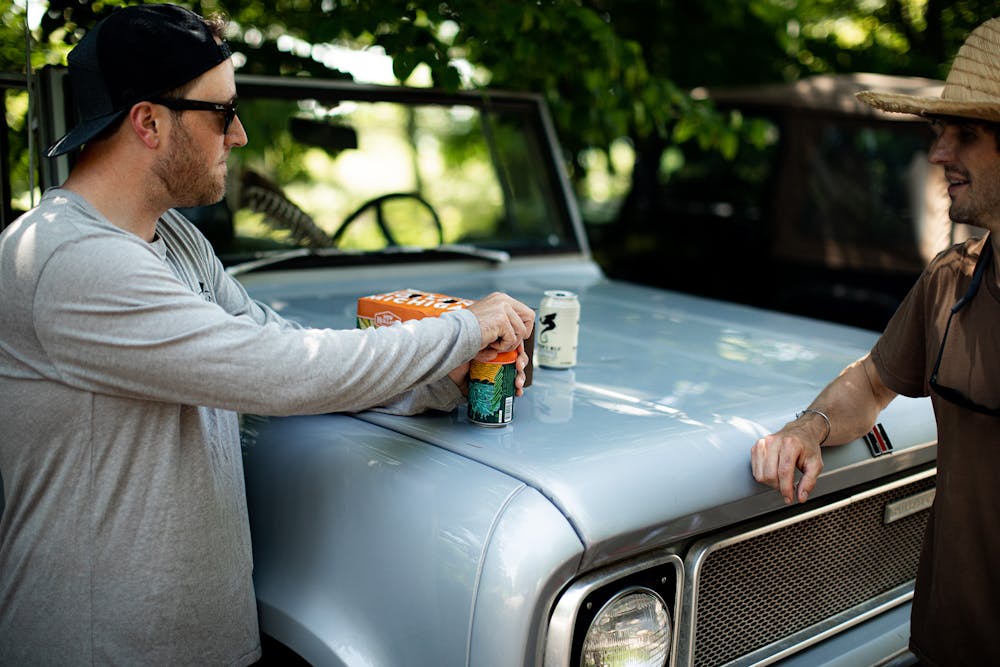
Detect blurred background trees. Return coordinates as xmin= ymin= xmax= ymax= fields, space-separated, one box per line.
xmin=3 ymin=0 xmax=998 ymax=237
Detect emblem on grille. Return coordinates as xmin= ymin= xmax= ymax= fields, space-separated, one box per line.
xmin=864 ymin=423 xmax=893 ymax=457
xmin=884 ymin=488 xmax=936 ymax=524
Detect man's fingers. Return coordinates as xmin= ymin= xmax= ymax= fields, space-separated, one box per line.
xmin=514 ymin=343 xmax=528 ymax=396
xmin=514 ymin=301 xmax=535 ymax=333
xmin=750 ymin=439 xmax=766 ymax=482
xmin=495 ymin=304 xmax=524 ymax=350
xmin=777 ymin=451 xmax=800 ymax=505
xmin=751 ymin=434 xmax=814 ymax=505
xmin=796 ymin=456 xmax=823 ymax=503
xmin=471 ymin=293 xmax=533 ymax=351
xmin=447 ymin=362 xmax=470 ymax=395
xmin=750 ymin=437 xmax=778 ymax=485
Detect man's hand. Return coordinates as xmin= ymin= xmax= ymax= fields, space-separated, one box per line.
xmin=448 ymin=342 xmax=530 ymax=397
xmin=751 ymin=355 xmax=897 ymax=505
xmin=449 ymin=293 xmax=534 ymax=397
xmin=750 ymin=418 xmax=826 ymax=504
xmin=466 ymin=292 xmax=535 ymax=353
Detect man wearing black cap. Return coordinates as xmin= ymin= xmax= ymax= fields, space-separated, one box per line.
xmin=0 ymin=4 xmax=532 ymax=665
xmin=750 ymin=18 xmax=1000 ymax=666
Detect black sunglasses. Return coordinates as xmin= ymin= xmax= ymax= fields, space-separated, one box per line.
xmin=928 ymin=239 xmax=1000 ymax=416
xmin=147 ymin=96 xmax=239 ymax=134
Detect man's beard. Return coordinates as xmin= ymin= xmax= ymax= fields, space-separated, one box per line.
xmin=948 ymin=162 xmax=1000 ymax=229
xmin=153 ymin=119 xmax=227 ymax=208
xmin=950 ymin=193 xmax=990 ymax=228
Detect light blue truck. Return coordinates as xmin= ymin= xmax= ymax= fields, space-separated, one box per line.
xmin=9 ymin=68 xmax=935 ymax=667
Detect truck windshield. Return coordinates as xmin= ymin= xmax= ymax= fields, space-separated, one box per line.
xmin=177 ymin=84 xmax=580 ymax=264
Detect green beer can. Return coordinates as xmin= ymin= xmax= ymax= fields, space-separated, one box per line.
xmin=467 ymin=350 xmax=517 ymax=427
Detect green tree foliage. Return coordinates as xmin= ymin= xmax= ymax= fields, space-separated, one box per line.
xmin=5 ymin=0 xmax=1000 ymax=216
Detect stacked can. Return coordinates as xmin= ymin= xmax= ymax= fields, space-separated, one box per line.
xmin=468 ymin=350 xmax=518 ymax=427
xmin=536 ymin=290 xmax=580 ymax=369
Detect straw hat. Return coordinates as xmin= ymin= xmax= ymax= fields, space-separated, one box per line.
xmin=857 ymin=17 xmax=1000 ymax=122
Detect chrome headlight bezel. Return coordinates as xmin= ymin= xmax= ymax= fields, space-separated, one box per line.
xmin=544 ymin=553 xmax=682 ymax=667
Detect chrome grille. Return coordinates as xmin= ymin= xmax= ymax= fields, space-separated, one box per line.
xmin=690 ymin=473 xmax=934 ymax=667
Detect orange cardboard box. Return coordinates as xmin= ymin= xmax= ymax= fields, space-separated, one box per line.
xmin=356 ymin=289 xmax=474 ymax=329
xmin=357 ymin=288 xmax=534 ymax=387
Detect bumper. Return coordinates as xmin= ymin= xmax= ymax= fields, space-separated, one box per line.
xmin=775 ymin=601 xmax=915 ymax=667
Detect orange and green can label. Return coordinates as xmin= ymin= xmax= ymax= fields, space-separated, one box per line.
xmin=468 ymin=350 xmax=517 ymax=427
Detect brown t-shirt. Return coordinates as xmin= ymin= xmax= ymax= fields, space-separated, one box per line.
xmin=872 ymin=236 xmax=1000 ymax=666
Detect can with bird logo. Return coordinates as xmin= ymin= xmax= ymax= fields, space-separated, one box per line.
xmin=536 ymin=290 xmax=579 ymax=369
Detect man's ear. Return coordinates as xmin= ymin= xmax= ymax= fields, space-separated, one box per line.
xmin=128 ymin=101 xmax=162 ymax=149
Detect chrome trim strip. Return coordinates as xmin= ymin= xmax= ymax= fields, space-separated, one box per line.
xmin=676 ymin=467 xmax=935 ymax=666
xmin=544 ymin=552 xmax=683 ymax=667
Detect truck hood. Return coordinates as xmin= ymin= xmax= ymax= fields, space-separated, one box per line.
xmin=241 ymin=259 xmax=937 ymax=567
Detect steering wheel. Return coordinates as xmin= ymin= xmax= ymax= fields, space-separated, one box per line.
xmin=331 ymin=192 xmax=444 ymax=247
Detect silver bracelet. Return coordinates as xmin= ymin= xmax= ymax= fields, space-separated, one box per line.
xmin=796 ymin=408 xmax=831 ymax=445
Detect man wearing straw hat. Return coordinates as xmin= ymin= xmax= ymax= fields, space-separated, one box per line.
xmin=751 ymin=18 xmax=1000 ymax=666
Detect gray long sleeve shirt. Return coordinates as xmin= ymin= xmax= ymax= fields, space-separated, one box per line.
xmin=0 ymin=189 xmax=480 ymax=665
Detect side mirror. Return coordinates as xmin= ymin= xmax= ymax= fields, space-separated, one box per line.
xmin=288 ymin=116 xmax=358 ymax=153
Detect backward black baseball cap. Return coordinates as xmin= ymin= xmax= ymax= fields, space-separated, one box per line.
xmin=46 ymin=3 xmax=232 ymax=157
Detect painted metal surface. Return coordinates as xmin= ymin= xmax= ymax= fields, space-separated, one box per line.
xmin=240 ymin=258 xmax=936 ymax=665
xmin=243 ymin=414 xmax=552 ymax=666
xmin=229 ymin=74 xmax=938 ymax=666
xmin=241 ymin=259 xmax=936 ymax=567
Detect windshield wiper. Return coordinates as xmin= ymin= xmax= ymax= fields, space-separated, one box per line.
xmin=377 ymin=244 xmax=510 ymax=263
xmin=225 ymin=243 xmax=509 ymax=277
xmin=226 ymin=248 xmax=345 ymax=276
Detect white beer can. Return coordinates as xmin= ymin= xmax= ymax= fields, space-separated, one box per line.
xmin=537 ymin=290 xmax=580 ymax=369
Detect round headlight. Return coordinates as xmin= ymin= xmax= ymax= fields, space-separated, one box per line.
xmin=580 ymin=587 xmax=671 ymax=667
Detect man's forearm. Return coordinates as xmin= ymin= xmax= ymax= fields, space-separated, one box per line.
xmin=752 ymin=353 xmax=899 ymax=504
xmin=804 ymin=354 xmax=897 ymax=447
